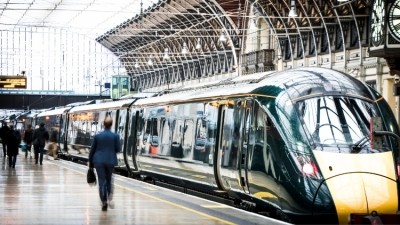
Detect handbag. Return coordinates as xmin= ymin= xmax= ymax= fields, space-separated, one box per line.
xmin=87 ymin=168 xmax=96 ymax=186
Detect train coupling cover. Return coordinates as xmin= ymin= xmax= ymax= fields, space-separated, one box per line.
xmin=349 ymin=211 xmax=400 ymax=225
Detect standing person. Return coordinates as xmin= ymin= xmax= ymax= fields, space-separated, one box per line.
xmin=7 ymin=125 xmax=21 ymax=168
xmin=23 ymin=124 xmax=34 ymax=159
xmin=0 ymin=122 xmax=10 ymax=157
xmin=32 ymin=123 xmax=49 ymax=165
xmin=89 ymin=117 xmax=121 ymax=211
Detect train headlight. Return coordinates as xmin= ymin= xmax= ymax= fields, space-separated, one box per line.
xmin=302 ymin=163 xmax=316 ymax=176
xmin=296 ymin=154 xmax=323 ymax=180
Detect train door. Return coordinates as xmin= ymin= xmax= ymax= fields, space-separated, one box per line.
xmin=215 ymin=99 xmax=246 ymax=192
xmin=116 ymin=109 xmax=127 ymax=167
xmin=124 ymin=108 xmax=139 ymax=174
xmin=245 ymin=101 xmax=283 ymax=207
xmin=239 ymin=100 xmax=252 ymax=194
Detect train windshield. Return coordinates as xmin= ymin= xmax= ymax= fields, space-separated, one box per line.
xmin=297 ymin=96 xmax=389 ymax=153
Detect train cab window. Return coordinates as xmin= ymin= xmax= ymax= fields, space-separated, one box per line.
xmin=297 ymin=96 xmax=388 ymax=153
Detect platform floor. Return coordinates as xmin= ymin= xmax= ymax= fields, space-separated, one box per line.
xmin=0 ymin=150 xmax=290 ymax=225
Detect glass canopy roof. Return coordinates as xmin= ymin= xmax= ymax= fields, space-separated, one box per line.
xmin=0 ymin=0 xmax=158 ymax=39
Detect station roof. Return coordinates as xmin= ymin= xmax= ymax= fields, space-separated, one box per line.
xmin=0 ymin=0 xmax=157 ymax=38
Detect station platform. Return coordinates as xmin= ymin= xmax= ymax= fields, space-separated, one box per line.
xmin=0 ymin=151 xmax=290 ymax=225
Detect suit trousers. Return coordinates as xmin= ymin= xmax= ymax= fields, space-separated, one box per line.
xmin=94 ymin=163 xmax=114 ymax=203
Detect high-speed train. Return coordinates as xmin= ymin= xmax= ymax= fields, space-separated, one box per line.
xmin=34 ymin=68 xmax=400 ymax=224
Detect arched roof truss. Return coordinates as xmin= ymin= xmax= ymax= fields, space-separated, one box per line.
xmin=96 ymin=0 xmax=246 ymax=90
xmin=97 ymin=0 xmax=370 ymax=90
xmin=248 ymin=0 xmax=368 ymax=69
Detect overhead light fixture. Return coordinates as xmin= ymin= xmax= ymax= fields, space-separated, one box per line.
xmin=163 ymin=48 xmax=170 ymax=59
xmin=195 ymin=38 xmax=201 ymax=49
xmin=288 ymin=0 xmax=297 ymax=17
xmin=134 ymin=62 xmax=139 ymax=68
xmin=219 ymin=33 xmax=227 ymax=42
xmin=337 ymin=0 xmax=348 ymax=1
xmin=182 ymin=42 xmax=188 ymax=54
xmin=147 ymin=55 xmax=153 ymax=65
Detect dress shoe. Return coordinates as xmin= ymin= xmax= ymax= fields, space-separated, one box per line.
xmin=102 ymin=202 xmax=108 ymax=211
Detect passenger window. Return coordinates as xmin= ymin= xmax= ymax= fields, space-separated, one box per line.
xmin=171 ymin=119 xmax=184 ymax=158
xmin=183 ymin=119 xmax=194 ymax=158
xmin=194 ymin=118 xmax=208 ymax=162
xmin=159 ymin=118 xmax=169 ymax=156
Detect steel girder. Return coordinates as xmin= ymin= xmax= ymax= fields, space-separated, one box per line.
xmin=96 ymin=0 xmax=245 ymax=91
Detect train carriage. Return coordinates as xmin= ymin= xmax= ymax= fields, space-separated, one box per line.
xmin=65 ymin=99 xmax=135 ymax=167
xmin=28 ymin=67 xmax=400 ymax=224
xmin=125 ymin=68 xmax=400 ymax=224
xmin=36 ymin=106 xmax=72 ymax=155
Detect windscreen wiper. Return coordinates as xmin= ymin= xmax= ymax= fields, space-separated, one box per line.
xmin=351 ymin=135 xmax=370 ymax=153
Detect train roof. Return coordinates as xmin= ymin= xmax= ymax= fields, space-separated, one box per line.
xmin=68 ymin=99 xmax=135 ymax=113
xmin=119 ymin=92 xmax=157 ymax=99
xmin=133 ymin=68 xmax=373 ymax=106
xmin=255 ymin=67 xmax=374 ymax=102
xmin=36 ymin=107 xmax=72 ymax=117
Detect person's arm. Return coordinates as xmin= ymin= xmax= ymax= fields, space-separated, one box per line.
xmin=88 ymin=135 xmax=97 ymax=168
xmin=115 ymin=134 xmax=121 ymax=153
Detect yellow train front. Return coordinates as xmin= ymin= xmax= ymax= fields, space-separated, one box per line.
xmin=253 ymin=68 xmax=400 ymax=224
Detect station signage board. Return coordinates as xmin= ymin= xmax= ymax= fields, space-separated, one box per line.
xmin=0 ymin=76 xmax=27 ymax=89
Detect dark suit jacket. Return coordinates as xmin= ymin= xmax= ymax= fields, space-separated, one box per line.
xmin=89 ymin=129 xmax=121 ymax=166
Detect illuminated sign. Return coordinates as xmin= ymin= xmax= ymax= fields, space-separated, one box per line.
xmin=111 ymin=75 xmax=130 ymax=99
xmin=0 ymin=76 xmax=27 ymax=89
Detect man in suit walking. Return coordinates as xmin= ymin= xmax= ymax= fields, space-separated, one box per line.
xmin=89 ymin=117 xmax=121 ymax=211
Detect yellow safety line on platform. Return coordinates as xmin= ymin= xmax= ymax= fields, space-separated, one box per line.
xmin=51 ymin=161 xmax=236 ymax=225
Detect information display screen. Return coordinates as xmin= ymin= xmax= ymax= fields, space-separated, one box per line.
xmin=0 ymin=76 xmax=27 ymax=89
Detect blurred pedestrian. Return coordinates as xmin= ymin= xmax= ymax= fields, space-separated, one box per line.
xmin=89 ymin=117 xmax=121 ymax=211
xmin=0 ymin=122 xmax=10 ymax=157
xmin=32 ymin=123 xmax=49 ymax=165
xmin=23 ymin=124 xmax=34 ymax=159
xmin=48 ymin=125 xmax=59 ymax=160
xmin=7 ymin=125 xmax=21 ymax=168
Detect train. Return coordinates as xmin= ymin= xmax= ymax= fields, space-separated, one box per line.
xmin=21 ymin=67 xmax=400 ymax=224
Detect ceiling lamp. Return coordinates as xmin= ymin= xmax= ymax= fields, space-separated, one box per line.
xmin=195 ymin=38 xmax=201 ymax=50
xmin=134 ymin=62 xmax=139 ymax=68
xmin=182 ymin=42 xmax=188 ymax=54
xmin=147 ymin=55 xmax=153 ymax=65
xmin=163 ymin=48 xmax=170 ymax=59
xmin=219 ymin=33 xmax=227 ymax=42
xmin=337 ymin=0 xmax=348 ymax=1
xmin=288 ymin=0 xmax=297 ymax=17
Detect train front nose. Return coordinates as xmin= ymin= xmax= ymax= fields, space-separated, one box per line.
xmin=313 ymin=151 xmax=398 ymax=225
